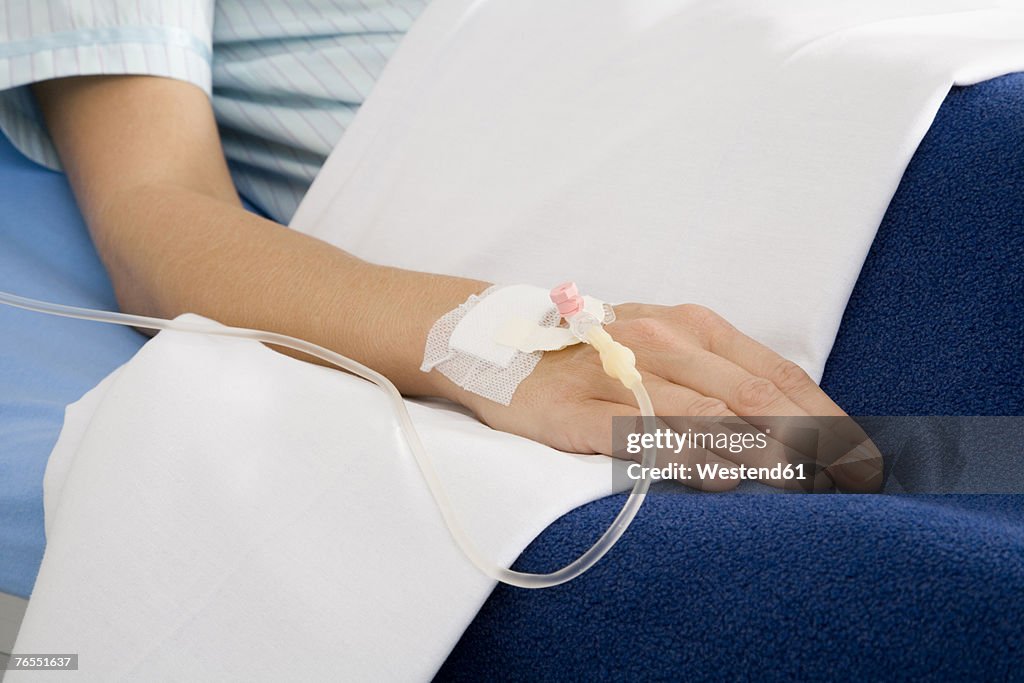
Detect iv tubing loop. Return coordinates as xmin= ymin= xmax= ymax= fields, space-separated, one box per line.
xmin=0 ymin=289 xmax=656 ymax=589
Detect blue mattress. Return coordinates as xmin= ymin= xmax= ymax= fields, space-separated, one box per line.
xmin=1 ymin=73 xmax=1022 ymax=681
xmin=0 ymin=140 xmax=148 ymax=598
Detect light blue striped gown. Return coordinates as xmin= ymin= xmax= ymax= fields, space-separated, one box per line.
xmin=0 ymin=0 xmax=428 ymax=223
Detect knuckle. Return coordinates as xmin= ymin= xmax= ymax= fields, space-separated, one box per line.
xmin=623 ymin=317 xmax=676 ymax=351
xmin=732 ymin=377 xmax=783 ymax=413
xmin=566 ymin=420 xmax=600 ymax=455
xmin=673 ymin=303 xmax=723 ymax=334
xmin=771 ymin=359 xmax=813 ymax=393
xmin=689 ymin=397 xmax=731 ymax=417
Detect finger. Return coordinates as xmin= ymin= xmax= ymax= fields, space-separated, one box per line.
xmin=723 ymin=415 xmax=881 ymax=492
xmin=661 ymin=349 xmax=844 ymax=471
xmin=579 ymin=399 xmax=741 ymax=492
xmin=706 ymin=324 xmax=884 ymax=483
xmin=632 ymin=377 xmax=831 ymax=491
xmin=576 ymin=349 xmax=861 ymax=491
xmin=667 ymin=349 xmax=809 ymax=418
xmin=587 ymin=373 xmax=747 ymax=466
xmin=708 ymin=325 xmax=846 ymax=416
xmin=643 ymin=376 xmax=734 ymax=418
xmin=586 ymin=368 xmax=732 ymax=420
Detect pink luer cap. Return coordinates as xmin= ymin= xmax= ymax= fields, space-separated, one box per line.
xmin=550 ymin=281 xmax=584 ymax=317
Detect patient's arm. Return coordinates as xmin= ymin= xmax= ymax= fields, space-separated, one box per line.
xmin=34 ymin=75 xmax=485 ymax=397
xmin=34 ymin=75 xmax=879 ymax=492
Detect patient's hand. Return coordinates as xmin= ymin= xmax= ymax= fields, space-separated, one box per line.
xmin=451 ymin=303 xmax=882 ymax=493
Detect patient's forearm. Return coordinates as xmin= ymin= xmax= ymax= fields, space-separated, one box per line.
xmin=93 ymin=182 xmax=487 ymax=397
xmin=32 ymin=75 xmax=486 ymax=397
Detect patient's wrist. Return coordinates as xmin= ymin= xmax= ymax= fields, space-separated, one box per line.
xmin=347 ymin=266 xmax=489 ymax=400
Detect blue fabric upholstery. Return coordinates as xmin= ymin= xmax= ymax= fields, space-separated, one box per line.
xmin=439 ymin=494 xmax=1024 ymax=682
xmin=436 ymin=73 xmax=1024 ymax=681
xmin=821 ymin=74 xmax=1024 ymax=416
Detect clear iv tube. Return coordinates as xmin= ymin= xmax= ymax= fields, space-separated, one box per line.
xmin=0 ymin=290 xmax=656 ymax=589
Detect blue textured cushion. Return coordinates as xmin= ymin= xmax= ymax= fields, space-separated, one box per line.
xmin=821 ymin=74 xmax=1024 ymax=416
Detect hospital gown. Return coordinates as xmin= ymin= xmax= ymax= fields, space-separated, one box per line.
xmin=0 ymin=0 xmax=427 ymax=223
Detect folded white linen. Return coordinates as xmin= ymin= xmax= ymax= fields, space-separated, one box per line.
xmin=13 ymin=0 xmax=1024 ymax=680
xmin=13 ymin=319 xmax=627 ymax=681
